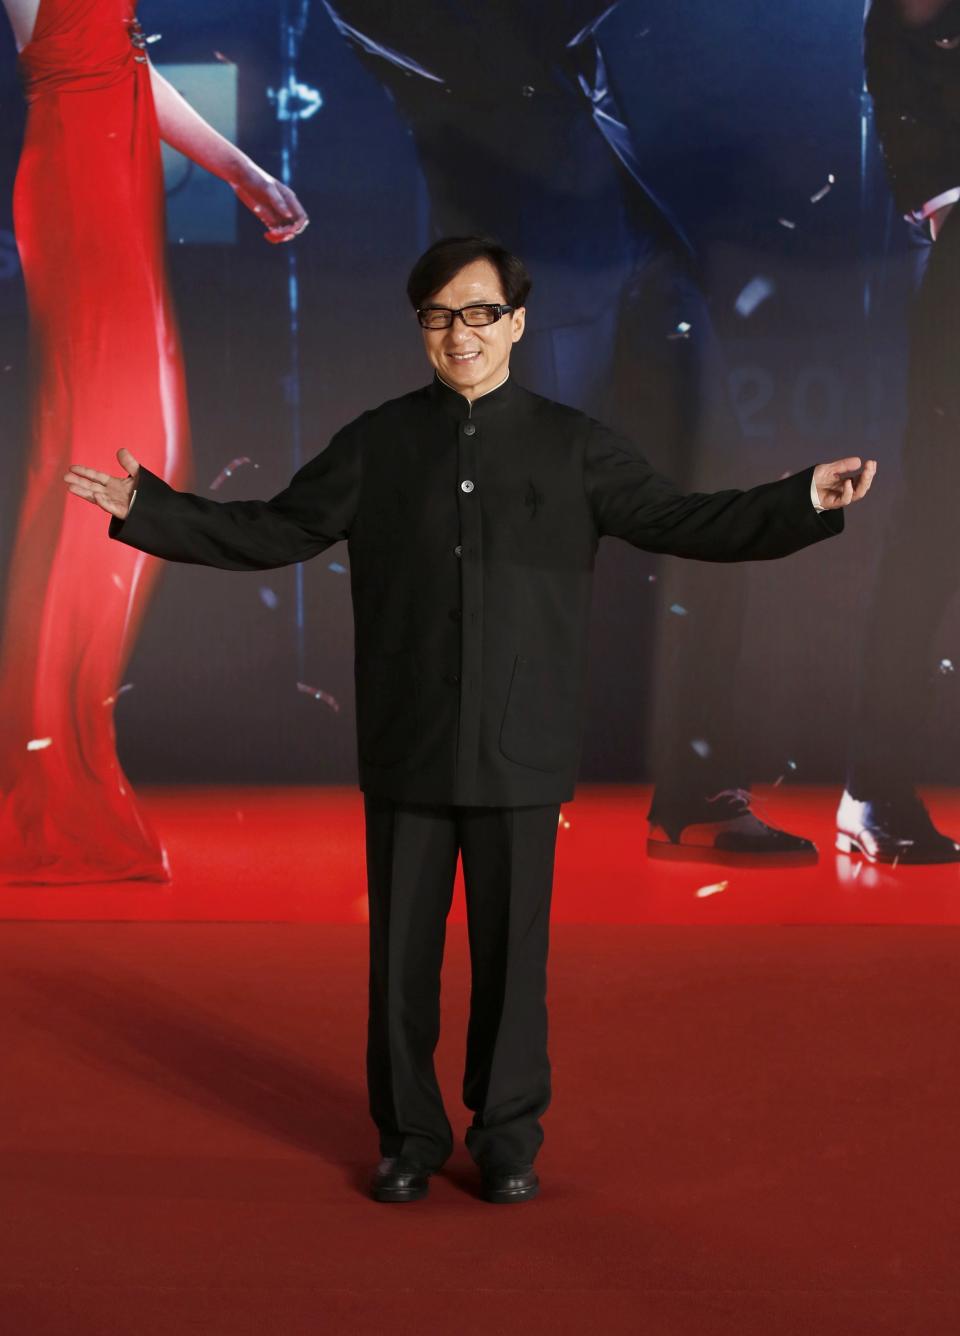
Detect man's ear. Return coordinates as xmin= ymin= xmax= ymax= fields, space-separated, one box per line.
xmin=511 ymin=306 xmax=526 ymax=343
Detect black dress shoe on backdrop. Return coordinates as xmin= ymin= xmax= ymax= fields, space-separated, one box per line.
xmin=370 ymin=1156 xmax=432 ymax=1203
xmin=647 ymin=788 xmax=817 ymax=864
xmin=481 ymin=1164 xmax=539 ymax=1204
xmin=836 ymin=789 xmax=960 ymax=865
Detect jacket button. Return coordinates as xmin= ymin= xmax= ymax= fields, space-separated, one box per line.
xmin=463 ymin=422 xmax=477 ymax=436
xmin=460 ymin=479 xmax=475 ymax=493
xmin=454 ymin=544 xmax=463 ymax=558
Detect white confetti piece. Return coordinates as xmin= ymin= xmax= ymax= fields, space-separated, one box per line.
xmin=259 ymin=587 xmax=279 ymax=610
xmin=778 ymin=217 xmax=797 ymax=230
xmin=296 ymin=682 xmax=341 ymax=713
xmin=102 ymin=682 xmax=135 ymax=707
xmin=690 ymin=738 xmax=712 ymax=759
xmin=27 ymin=737 xmax=53 ymax=752
xmin=696 ymin=880 xmax=729 ymax=899
xmin=810 ymin=173 xmax=836 ymax=204
xmin=210 ymin=457 xmax=259 ymax=491
xmin=734 ymin=275 xmax=775 ymax=318
xmin=669 ymin=603 xmax=688 ymax=617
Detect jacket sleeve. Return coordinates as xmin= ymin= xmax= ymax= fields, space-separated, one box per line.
xmin=583 ymin=423 xmax=843 ymax=562
xmin=108 ymin=425 xmax=362 ymax=571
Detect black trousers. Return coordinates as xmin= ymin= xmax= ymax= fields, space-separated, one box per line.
xmin=363 ymin=795 xmax=560 ymax=1171
xmin=848 ymin=205 xmax=960 ymax=795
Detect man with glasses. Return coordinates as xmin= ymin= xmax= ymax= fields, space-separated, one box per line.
xmin=64 ymin=236 xmax=875 ymax=1205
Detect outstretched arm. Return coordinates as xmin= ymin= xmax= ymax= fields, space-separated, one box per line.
xmin=149 ymin=66 xmax=309 ymax=244
xmin=585 ymin=423 xmax=875 ymax=562
xmin=64 ymin=433 xmax=361 ymax=571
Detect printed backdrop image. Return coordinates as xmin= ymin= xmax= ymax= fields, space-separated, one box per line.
xmin=0 ymin=0 xmax=958 ymax=911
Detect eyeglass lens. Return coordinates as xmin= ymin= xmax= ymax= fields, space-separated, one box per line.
xmin=420 ymin=305 xmax=501 ymax=328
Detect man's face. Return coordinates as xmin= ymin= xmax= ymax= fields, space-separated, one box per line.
xmin=419 ymin=259 xmax=526 ymax=400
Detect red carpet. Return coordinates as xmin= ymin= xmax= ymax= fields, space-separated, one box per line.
xmin=3 ymin=922 xmax=960 ymax=1334
xmin=2 ymin=785 xmax=960 ymax=923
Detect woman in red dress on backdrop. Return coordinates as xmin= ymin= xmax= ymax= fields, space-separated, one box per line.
xmin=0 ymin=0 xmax=308 ymax=883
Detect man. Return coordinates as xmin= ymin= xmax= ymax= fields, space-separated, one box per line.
xmin=65 ymin=237 xmax=875 ymax=1204
xmin=837 ymin=0 xmax=960 ymax=862
xmin=319 ymin=0 xmax=826 ymax=860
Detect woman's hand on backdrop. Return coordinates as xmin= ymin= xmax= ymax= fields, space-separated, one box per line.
xmin=230 ymin=162 xmax=309 ymax=244
xmin=812 ymin=456 xmax=877 ymax=510
xmin=64 ymin=448 xmax=140 ymax=521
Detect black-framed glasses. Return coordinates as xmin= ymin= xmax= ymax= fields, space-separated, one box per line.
xmin=416 ymin=303 xmax=515 ymax=330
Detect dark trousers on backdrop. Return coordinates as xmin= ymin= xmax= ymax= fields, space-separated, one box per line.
xmin=848 ymin=205 xmax=960 ymax=795
xmin=363 ymin=795 xmax=560 ymax=1171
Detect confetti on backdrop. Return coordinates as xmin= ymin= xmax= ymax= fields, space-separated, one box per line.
xmin=296 ymin=681 xmax=341 ymax=713
xmin=778 ymin=217 xmax=797 ymax=230
xmin=669 ymin=603 xmax=688 ymax=617
xmin=690 ymin=738 xmax=712 ymax=759
xmin=209 ymin=457 xmax=259 ymax=491
xmin=734 ymin=275 xmax=775 ymax=319
xmin=27 ymin=737 xmax=53 ymax=752
xmin=939 ymin=658 xmax=955 ymax=676
xmin=667 ymin=320 xmax=692 ymax=340
xmin=810 ymin=173 xmax=836 ymax=204
xmin=102 ymin=683 xmax=135 ymax=707
xmin=259 ymin=587 xmax=279 ymax=610
xmin=773 ymin=759 xmax=799 ymax=788
xmin=328 ymin=562 xmax=347 ymax=575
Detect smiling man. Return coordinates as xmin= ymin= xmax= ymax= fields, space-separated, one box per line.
xmin=64 ymin=235 xmax=875 ymax=1205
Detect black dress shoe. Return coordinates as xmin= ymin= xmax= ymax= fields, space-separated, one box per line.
xmin=370 ymin=1156 xmax=431 ymax=1203
xmin=647 ymin=788 xmax=817 ymax=863
xmin=836 ymin=789 xmax=960 ymax=865
xmin=481 ymin=1164 xmax=539 ymax=1204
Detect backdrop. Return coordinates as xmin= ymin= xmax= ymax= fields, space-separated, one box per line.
xmin=0 ymin=0 xmax=954 ymax=792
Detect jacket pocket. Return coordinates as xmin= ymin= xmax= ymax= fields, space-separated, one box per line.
xmin=499 ymin=654 xmax=575 ymax=773
xmin=357 ymin=650 xmax=419 ymax=767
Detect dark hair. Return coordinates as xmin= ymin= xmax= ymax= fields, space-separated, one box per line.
xmin=406 ymin=236 xmax=532 ymax=310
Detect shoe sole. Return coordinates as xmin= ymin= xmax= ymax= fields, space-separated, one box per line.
xmin=482 ymin=1183 xmax=540 ymax=1205
xmin=646 ymin=838 xmax=818 ymax=868
xmin=836 ymin=831 xmax=960 ymax=865
xmin=371 ymin=1183 xmax=430 ymax=1203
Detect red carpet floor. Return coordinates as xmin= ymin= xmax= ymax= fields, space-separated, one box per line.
xmin=3 ymin=922 xmax=960 ymax=1334
xmin=2 ymin=785 xmax=960 ymax=923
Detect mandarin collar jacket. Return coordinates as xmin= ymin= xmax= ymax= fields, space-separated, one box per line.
xmin=111 ymin=374 xmax=842 ymax=806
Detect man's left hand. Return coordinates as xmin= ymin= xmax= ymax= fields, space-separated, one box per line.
xmin=813 ymin=456 xmax=877 ymax=509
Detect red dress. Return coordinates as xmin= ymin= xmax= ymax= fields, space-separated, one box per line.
xmin=0 ymin=0 xmax=190 ymax=882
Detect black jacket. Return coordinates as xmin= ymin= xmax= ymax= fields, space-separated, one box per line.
xmin=865 ymin=0 xmax=960 ymax=215
xmin=110 ymin=376 xmax=842 ymax=805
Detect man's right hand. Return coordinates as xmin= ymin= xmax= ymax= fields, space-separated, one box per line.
xmin=64 ymin=448 xmax=140 ymax=521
